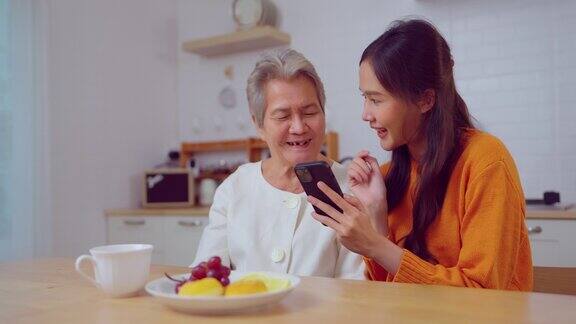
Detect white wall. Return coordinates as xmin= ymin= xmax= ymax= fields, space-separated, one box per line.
xmin=49 ymin=0 xmax=179 ymax=256
xmin=178 ymin=0 xmax=576 ymax=203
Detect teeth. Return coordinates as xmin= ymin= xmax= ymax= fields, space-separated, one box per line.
xmin=287 ymin=140 xmax=310 ymax=146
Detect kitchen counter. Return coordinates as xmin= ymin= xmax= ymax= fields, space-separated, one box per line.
xmin=2 ymin=258 xmax=575 ymax=323
xmin=106 ymin=207 xmax=210 ymax=216
xmin=105 ymin=207 xmax=576 ymax=219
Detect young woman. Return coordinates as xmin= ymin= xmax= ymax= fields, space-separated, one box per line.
xmin=308 ymin=19 xmax=532 ymax=290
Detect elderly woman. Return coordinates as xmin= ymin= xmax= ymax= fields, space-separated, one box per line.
xmin=193 ymin=49 xmax=364 ymax=279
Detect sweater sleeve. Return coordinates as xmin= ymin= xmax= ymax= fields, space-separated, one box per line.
xmin=392 ymin=160 xmax=527 ymax=288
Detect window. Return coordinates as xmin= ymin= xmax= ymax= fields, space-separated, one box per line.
xmin=0 ymin=0 xmax=49 ymax=260
xmin=0 ymin=0 xmax=11 ymax=246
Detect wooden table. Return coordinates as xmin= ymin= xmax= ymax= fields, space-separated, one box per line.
xmin=1 ymin=258 xmax=575 ymax=323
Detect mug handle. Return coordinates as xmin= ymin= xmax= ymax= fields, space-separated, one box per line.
xmin=75 ymin=254 xmax=99 ymax=287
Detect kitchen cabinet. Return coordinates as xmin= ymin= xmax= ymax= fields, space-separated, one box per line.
xmin=106 ymin=208 xmax=209 ymax=266
xmin=163 ymin=216 xmax=208 ymax=266
xmin=526 ymin=218 xmax=576 ymax=267
xmin=106 ymin=208 xmax=575 ymax=267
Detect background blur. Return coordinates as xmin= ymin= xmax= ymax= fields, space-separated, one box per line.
xmin=1 ymin=0 xmax=575 ymax=260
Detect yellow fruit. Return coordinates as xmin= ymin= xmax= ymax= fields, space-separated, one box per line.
xmin=238 ymin=273 xmax=291 ymax=292
xmin=224 ymin=279 xmax=268 ymax=296
xmin=178 ymin=278 xmax=223 ymax=297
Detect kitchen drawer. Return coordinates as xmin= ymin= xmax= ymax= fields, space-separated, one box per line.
xmin=526 ymin=219 xmax=576 ymax=267
xmin=107 ymin=216 xmax=165 ymax=264
xmin=163 ymin=216 xmax=208 ymax=266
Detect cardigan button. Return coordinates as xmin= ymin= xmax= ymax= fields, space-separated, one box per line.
xmin=270 ymin=248 xmax=285 ymax=263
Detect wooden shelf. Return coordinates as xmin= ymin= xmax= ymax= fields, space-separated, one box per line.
xmin=182 ymin=26 xmax=291 ymax=57
xmin=180 ymin=132 xmax=339 ymax=166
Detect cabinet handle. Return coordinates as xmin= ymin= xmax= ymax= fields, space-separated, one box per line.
xmin=123 ymin=219 xmax=145 ymax=226
xmin=178 ymin=220 xmax=203 ymax=227
xmin=528 ymin=226 xmax=542 ymax=234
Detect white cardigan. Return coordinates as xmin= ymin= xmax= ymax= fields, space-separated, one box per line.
xmin=193 ymin=161 xmax=365 ymax=279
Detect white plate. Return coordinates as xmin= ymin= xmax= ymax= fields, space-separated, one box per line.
xmin=145 ymin=271 xmax=300 ymax=314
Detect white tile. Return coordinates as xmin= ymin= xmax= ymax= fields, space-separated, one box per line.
xmin=558 ymin=85 xmax=576 ymax=103
xmin=466 ymin=43 xmax=500 ymax=61
xmin=482 ymin=58 xmax=518 ymax=76
xmin=498 ymin=39 xmax=552 ymax=58
xmin=482 ymin=26 xmax=517 ymax=44
xmin=467 ymin=77 xmax=501 ymax=92
xmin=455 ymin=63 xmax=484 ymax=79
xmin=467 ymin=14 xmax=501 ymax=31
xmin=499 ymin=72 xmax=550 ymax=91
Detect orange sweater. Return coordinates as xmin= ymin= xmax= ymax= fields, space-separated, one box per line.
xmin=364 ymin=129 xmax=533 ymax=291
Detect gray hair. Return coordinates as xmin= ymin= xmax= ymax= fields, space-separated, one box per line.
xmin=246 ymin=49 xmax=326 ymax=127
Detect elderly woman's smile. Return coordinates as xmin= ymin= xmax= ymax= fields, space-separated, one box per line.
xmin=286 ymin=139 xmax=312 ymax=147
xmin=258 ymin=76 xmax=326 ymax=166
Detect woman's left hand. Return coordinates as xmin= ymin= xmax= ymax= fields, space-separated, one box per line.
xmin=308 ymin=181 xmax=384 ymax=257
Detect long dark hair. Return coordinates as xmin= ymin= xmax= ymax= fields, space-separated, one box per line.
xmin=360 ymin=19 xmax=474 ymax=260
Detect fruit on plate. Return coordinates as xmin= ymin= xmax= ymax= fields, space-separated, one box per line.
xmin=237 ymin=273 xmax=291 ymax=292
xmin=164 ymin=256 xmax=291 ymax=297
xmin=191 ymin=256 xmax=231 ymax=286
xmin=224 ymin=279 xmax=268 ymax=296
xmin=178 ymin=278 xmax=224 ymax=297
xmin=165 ymin=255 xmax=231 ymax=294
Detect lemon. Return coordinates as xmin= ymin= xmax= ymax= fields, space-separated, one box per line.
xmin=178 ymin=278 xmax=224 ymax=296
xmin=237 ymin=273 xmax=291 ymax=292
xmin=224 ymin=279 xmax=268 ymax=296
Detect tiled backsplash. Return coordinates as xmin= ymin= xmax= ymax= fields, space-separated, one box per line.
xmin=449 ymin=0 xmax=576 ymax=202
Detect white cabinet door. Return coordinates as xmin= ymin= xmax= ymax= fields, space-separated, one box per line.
xmin=107 ymin=216 xmax=165 ymax=264
xmin=526 ymin=219 xmax=576 ymax=267
xmin=163 ymin=216 xmax=208 ymax=267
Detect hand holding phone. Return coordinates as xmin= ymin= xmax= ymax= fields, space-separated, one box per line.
xmin=294 ymin=161 xmax=343 ymax=217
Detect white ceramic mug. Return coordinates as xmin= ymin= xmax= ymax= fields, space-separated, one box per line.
xmin=75 ymin=244 xmax=153 ymax=297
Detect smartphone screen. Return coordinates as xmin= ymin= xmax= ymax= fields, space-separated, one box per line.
xmin=294 ymin=161 xmax=343 ymax=217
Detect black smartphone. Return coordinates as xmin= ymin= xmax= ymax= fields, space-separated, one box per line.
xmin=294 ymin=161 xmax=344 ymax=217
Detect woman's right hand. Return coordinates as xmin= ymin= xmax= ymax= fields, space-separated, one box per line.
xmin=347 ymin=150 xmax=388 ymax=234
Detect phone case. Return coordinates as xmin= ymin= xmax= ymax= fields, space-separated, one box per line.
xmin=294 ymin=161 xmax=343 ymax=217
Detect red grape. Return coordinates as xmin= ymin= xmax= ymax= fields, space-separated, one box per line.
xmin=221 ymin=266 xmax=231 ymax=277
xmin=191 ymin=265 xmax=207 ymax=279
xmin=207 ymin=268 xmax=223 ymax=280
xmin=198 ymin=261 xmax=208 ymax=269
xmin=220 ymin=277 xmax=230 ymax=286
xmin=207 ymin=256 xmax=222 ymax=270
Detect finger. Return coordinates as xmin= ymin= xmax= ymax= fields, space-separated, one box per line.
xmin=348 ymin=164 xmax=369 ymax=183
xmin=307 ymin=195 xmax=346 ymax=224
xmin=348 ymin=168 xmax=366 ymax=185
xmin=316 ymin=181 xmax=355 ymax=214
xmin=348 ymin=176 xmax=360 ymax=188
xmin=343 ymin=194 xmax=362 ymax=208
xmin=363 ymin=155 xmax=381 ymax=174
xmin=355 ymin=150 xmax=370 ymax=159
xmin=312 ymin=212 xmax=344 ymax=232
xmin=352 ymin=156 xmax=372 ymax=175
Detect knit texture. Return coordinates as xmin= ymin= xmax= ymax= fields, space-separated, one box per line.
xmin=364 ymin=129 xmax=533 ymax=291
